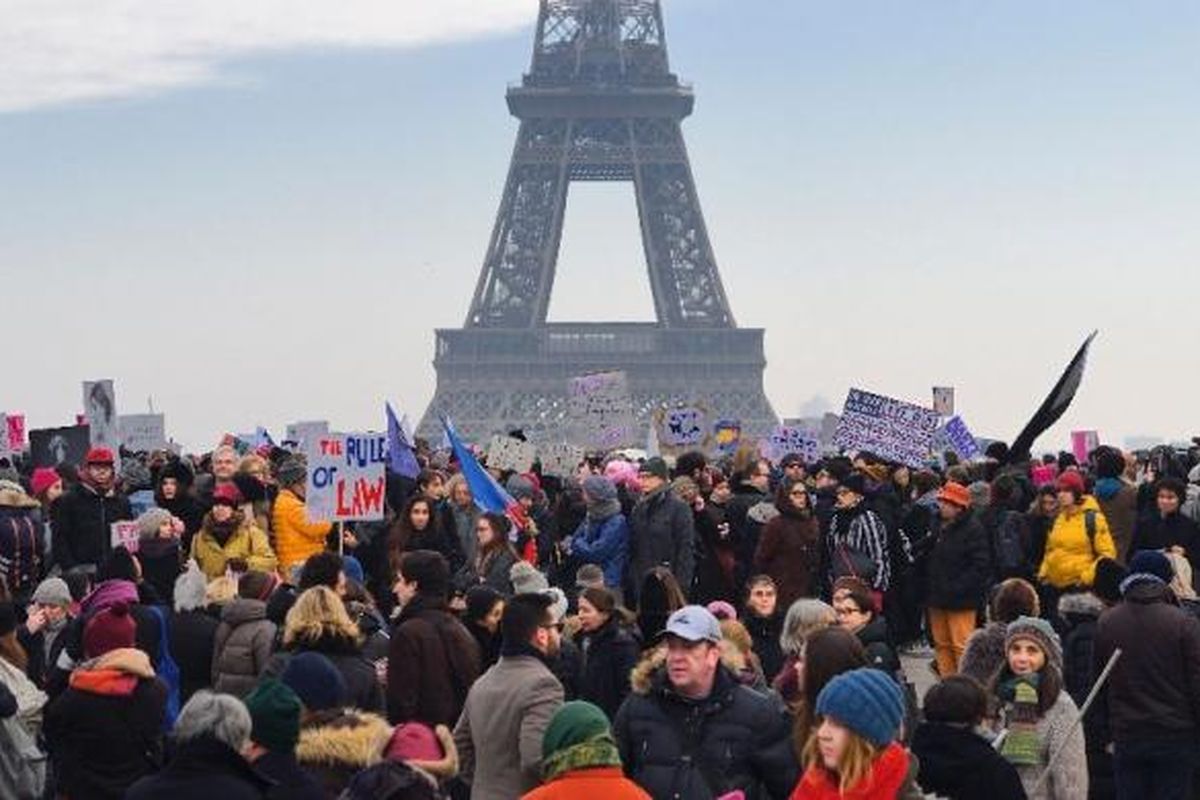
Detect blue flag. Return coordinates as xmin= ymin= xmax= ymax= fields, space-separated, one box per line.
xmin=386 ymin=402 xmax=421 ymax=479
xmin=440 ymin=415 xmax=527 ymax=531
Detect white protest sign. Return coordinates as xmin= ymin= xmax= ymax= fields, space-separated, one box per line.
xmin=305 ymin=432 xmax=388 ymax=523
xmin=538 ymin=443 xmax=586 ymax=478
xmin=932 ymin=387 xmax=955 ymax=417
xmin=286 ymin=420 xmax=330 ymax=449
xmin=82 ymin=380 xmax=120 ymax=453
xmin=762 ymin=425 xmax=821 ymax=464
xmin=486 ymin=435 xmax=538 ymax=473
xmin=567 ymin=371 xmax=636 ymax=450
xmin=653 ymin=405 xmax=709 ymax=453
xmin=832 ymin=388 xmax=941 ymax=468
xmin=119 ymin=414 xmax=167 ymax=452
xmin=111 ymin=521 xmax=140 ymax=554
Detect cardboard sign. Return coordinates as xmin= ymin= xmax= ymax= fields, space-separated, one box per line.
xmin=538 ymin=442 xmax=586 ymax=479
xmin=305 ymin=432 xmax=387 ymax=522
xmin=567 ymin=371 xmax=636 ymax=450
xmin=486 ymin=435 xmax=538 ymax=473
xmin=119 ymin=414 xmax=167 ymax=452
xmin=832 ymin=388 xmax=941 ymax=468
xmin=6 ymin=414 xmax=25 ymax=454
xmin=285 ymin=420 xmax=329 ymax=449
xmin=941 ymin=415 xmax=981 ymax=461
xmin=29 ymin=425 xmax=91 ymax=468
xmin=1071 ymin=430 xmax=1100 ymax=464
xmin=653 ymin=405 xmax=710 ymax=452
xmin=111 ymin=521 xmax=141 ymax=554
xmin=932 ymin=387 xmax=955 ymax=417
xmin=82 ymin=380 xmax=120 ymax=453
xmin=712 ymin=420 xmax=742 ymax=456
xmin=762 ymin=425 xmax=820 ymax=464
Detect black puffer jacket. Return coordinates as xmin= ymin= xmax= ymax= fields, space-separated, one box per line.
xmin=170 ymin=607 xmax=220 ymax=701
xmin=741 ymin=609 xmax=784 ymax=683
xmin=613 ymin=664 xmax=798 ymax=799
xmin=857 ymin=615 xmax=900 ymax=676
xmin=52 ymin=482 xmax=132 ymax=571
xmin=911 ymin=722 xmax=1027 ymax=800
xmin=926 ymin=511 xmax=991 ymax=610
xmin=577 ymin=617 xmax=640 ymax=719
xmin=628 ymin=487 xmax=695 ymax=603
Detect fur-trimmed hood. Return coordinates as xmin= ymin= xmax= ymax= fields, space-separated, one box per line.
xmin=1058 ymin=591 xmax=1105 ymax=619
xmin=628 ymin=645 xmax=747 ymax=696
xmin=296 ymin=709 xmax=392 ymax=770
xmin=0 ymin=480 xmax=39 ymax=509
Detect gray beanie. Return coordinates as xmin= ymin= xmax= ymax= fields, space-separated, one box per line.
xmin=581 ymin=475 xmax=618 ymax=503
xmin=31 ymin=577 xmax=72 ymax=607
xmin=276 ymin=457 xmax=307 ymax=488
xmin=506 ymin=474 xmax=536 ymax=501
xmin=136 ymin=507 xmax=174 ymax=540
xmin=510 ymin=560 xmax=549 ymax=595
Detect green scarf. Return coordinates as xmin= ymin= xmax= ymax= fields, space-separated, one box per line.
xmin=998 ymin=673 xmax=1043 ymax=767
xmin=541 ymin=734 xmax=623 ymax=782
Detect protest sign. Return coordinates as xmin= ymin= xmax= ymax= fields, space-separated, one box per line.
xmin=712 ymin=420 xmax=742 ymax=456
xmin=567 ymin=371 xmax=636 ymax=450
xmin=652 ymin=405 xmax=710 ymax=453
xmin=832 ymin=388 xmax=941 ymax=468
xmin=29 ymin=425 xmax=91 ymax=468
xmin=285 ymin=421 xmax=330 ymax=449
xmin=82 ymin=380 xmax=120 ymax=453
xmin=486 ymin=435 xmax=538 ymax=473
xmin=111 ymin=521 xmax=141 ymax=554
xmin=5 ymin=414 xmax=26 ymax=454
xmin=941 ymin=415 xmax=981 ymax=460
xmin=305 ymin=432 xmax=387 ymax=523
xmin=762 ymin=425 xmax=821 ymax=464
xmin=1071 ymin=430 xmax=1100 ymax=464
xmin=538 ymin=442 xmax=585 ymax=478
xmin=933 ymin=387 xmax=955 ymax=417
xmin=119 ymin=414 xmax=167 ymax=452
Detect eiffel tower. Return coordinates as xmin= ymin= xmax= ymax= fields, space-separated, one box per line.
xmin=418 ymin=0 xmax=777 ymax=444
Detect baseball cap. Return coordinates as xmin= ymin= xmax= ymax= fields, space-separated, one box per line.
xmin=662 ymin=605 xmax=722 ymax=644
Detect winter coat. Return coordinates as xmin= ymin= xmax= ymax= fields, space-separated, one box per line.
xmin=138 ymin=535 xmax=182 ymax=603
xmin=789 ymin=742 xmax=924 ymax=800
xmin=170 ymin=607 xmax=220 ymax=701
xmin=254 ymin=749 xmax=325 ymax=800
xmin=387 ymin=593 xmax=481 ymax=727
xmin=19 ymin=616 xmax=70 ymax=690
xmin=570 ymin=511 xmax=630 ymax=590
xmin=272 ymin=488 xmax=332 ymax=577
xmin=1093 ymin=579 xmax=1200 ymax=742
xmin=453 ymin=650 xmax=565 ymax=800
xmin=125 ymin=736 xmax=274 ymax=800
xmin=960 ymin=622 xmax=1008 ymax=687
xmin=212 ymin=597 xmax=277 ymax=697
xmin=52 ymin=481 xmax=132 ymax=571
xmin=43 ymin=648 xmax=167 ymax=800
xmin=911 ymin=723 xmax=1026 ymax=800
xmin=727 ymin=483 xmax=772 ymax=569
xmin=1131 ymin=510 xmax=1200 ymax=570
xmin=456 ymin=545 xmax=517 ymax=596
xmin=191 ymin=514 xmax=278 ymax=580
xmin=264 ymin=632 xmax=385 ymax=714
xmin=693 ymin=501 xmax=736 ymax=604
xmin=825 ymin=502 xmax=892 ymax=593
xmin=0 ymin=485 xmax=43 ymax=600
xmin=996 ymin=689 xmax=1087 ymax=800
xmin=577 ymin=616 xmax=640 ymax=719
xmin=1057 ymin=592 xmax=1104 ymax=708
xmin=522 ymin=766 xmax=652 ymax=800
xmin=926 ymin=510 xmax=991 ymax=610
xmin=754 ymin=507 xmax=820 ymax=612
xmin=51 ymin=580 xmax=163 ymax=694
xmin=742 ymin=609 xmax=785 ymax=684
xmin=296 ymin=708 xmax=393 ymax=798
xmin=628 ymin=487 xmax=695 ymax=603
xmin=449 ymin=502 xmax=480 ymax=566
xmin=1037 ymin=497 xmax=1116 ymax=589
xmin=613 ymin=663 xmax=798 ymax=800
xmin=156 ymin=490 xmax=206 ymax=554
xmin=855 ymin=615 xmax=901 ymax=676
xmin=1093 ymin=478 xmax=1138 ymax=563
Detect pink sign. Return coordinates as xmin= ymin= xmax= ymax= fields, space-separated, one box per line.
xmin=6 ymin=414 xmax=25 ymax=452
xmin=1071 ymin=430 xmax=1099 ymax=464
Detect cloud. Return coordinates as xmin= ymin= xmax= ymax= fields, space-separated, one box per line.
xmin=0 ymin=0 xmax=534 ymax=112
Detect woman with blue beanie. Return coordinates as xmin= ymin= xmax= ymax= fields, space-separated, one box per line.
xmin=790 ymin=667 xmax=922 ymax=798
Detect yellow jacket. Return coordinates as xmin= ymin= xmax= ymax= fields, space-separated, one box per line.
xmin=1038 ymin=496 xmax=1117 ymax=589
xmin=190 ymin=518 xmax=278 ymax=580
xmin=272 ymin=488 xmax=333 ymax=577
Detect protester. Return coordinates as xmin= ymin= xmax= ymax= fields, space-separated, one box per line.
xmin=912 ymin=675 xmax=1026 ymax=800
xmin=960 ymin=577 xmax=1041 ymax=686
xmin=191 ymin=483 xmax=278 ymax=580
xmin=236 ymin=453 xmax=275 ymax=534
xmin=462 ymin=585 xmax=504 ymax=670
xmin=754 ymin=478 xmax=821 ymax=612
xmin=742 ymin=574 xmax=785 ymax=682
xmin=574 ymin=586 xmax=639 ymax=719
xmin=157 ymin=459 xmax=205 ymax=552
xmin=135 ymin=505 xmax=183 ymax=601
xmin=1093 ymin=549 xmax=1200 ymax=798
xmin=0 ymin=480 xmax=43 ymax=604
xmin=273 ymin=457 xmax=333 ymax=578
xmin=988 ymin=616 xmax=1087 ymax=799
xmin=456 ymin=511 xmax=519 ymax=595
xmin=0 ymin=600 xmax=47 ymax=737
xmin=52 ymin=447 xmax=133 ymax=575
xmin=564 ymin=475 xmax=629 ymax=598
xmin=1091 ymin=446 xmax=1138 ymax=563
xmin=385 ymin=495 xmax=463 ymax=611
xmin=613 ymin=605 xmax=798 ymax=799
xmin=201 ymin=445 xmax=241 ymax=507
xmin=634 ymin=565 xmax=687 ymax=644
xmin=1037 ymin=471 xmax=1117 ymax=620
xmin=627 ymin=457 xmax=694 ymax=605
xmin=18 ymin=576 xmax=74 ymax=689
xmin=926 ymin=481 xmax=990 ymax=676
xmin=773 ymin=598 xmax=838 ymax=702
xmin=521 ymin=700 xmax=651 ymax=800
xmin=213 ymin=569 xmax=279 ymax=697
xmin=125 ymin=690 xmax=272 ymax=800
xmin=454 ymin=591 xmax=565 ymax=799
xmin=719 ymin=617 xmax=771 ymax=693
xmin=1130 ymin=476 xmax=1200 ymax=577
xmin=243 ymin=678 xmax=325 ymax=800
xmin=832 ymin=577 xmax=900 ymax=676
xmin=446 ymin=473 xmax=479 ymax=566
xmin=825 ymin=472 xmax=891 ymax=598
xmin=388 ymin=550 xmax=481 ymax=728
xmin=296 ymin=704 xmax=393 ymax=795
xmin=790 ymin=667 xmax=921 ymax=799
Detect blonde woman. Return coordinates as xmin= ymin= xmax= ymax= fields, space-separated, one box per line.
xmin=262 ymin=585 xmax=384 ymax=712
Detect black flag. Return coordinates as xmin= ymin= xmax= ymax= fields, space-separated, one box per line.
xmin=1007 ymin=331 xmax=1098 ymax=464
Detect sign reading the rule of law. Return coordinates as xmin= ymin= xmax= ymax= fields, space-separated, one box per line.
xmin=833 ymin=388 xmax=941 ymax=468
xmin=305 ymin=432 xmax=387 ymax=523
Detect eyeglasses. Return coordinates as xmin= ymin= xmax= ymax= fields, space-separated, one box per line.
xmin=540 ymin=622 xmax=565 ymax=632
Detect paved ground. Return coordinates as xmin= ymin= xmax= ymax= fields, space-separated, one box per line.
xmin=900 ymin=650 xmax=938 ymax=706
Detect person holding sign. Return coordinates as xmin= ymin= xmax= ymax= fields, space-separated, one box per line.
xmin=190 ymin=484 xmax=277 ymax=580
xmin=52 ymin=448 xmax=132 ymax=577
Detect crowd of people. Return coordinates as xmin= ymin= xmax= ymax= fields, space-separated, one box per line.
xmin=1 ymin=433 xmax=1199 ymax=799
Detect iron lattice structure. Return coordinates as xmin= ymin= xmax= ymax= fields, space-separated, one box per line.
xmin=418 ymin=0 xmax=777 ymax=444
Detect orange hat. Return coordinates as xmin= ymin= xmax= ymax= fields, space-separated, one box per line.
xmin=936 ymin=482 xmax=972 ymax=509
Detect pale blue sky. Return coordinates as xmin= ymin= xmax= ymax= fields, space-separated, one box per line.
xmin=2 ymin=0 xmax=1197 ymax=452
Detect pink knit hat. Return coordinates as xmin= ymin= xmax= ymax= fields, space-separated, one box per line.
xmin=385 ymin=722 xmax=444 ymax=763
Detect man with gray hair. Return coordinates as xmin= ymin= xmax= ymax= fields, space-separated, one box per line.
xmin=126 ymin=690 xmax=272 ymax=799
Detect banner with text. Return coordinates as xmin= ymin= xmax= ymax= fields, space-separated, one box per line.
xmin=119 ymin=414 xmax=167 ymax=452
xmin=833 ymin=388 xmax=941 ymax=468
xmin=940 ymin=415 xmax=981 ymax=461
xmin=305 ymin=432 xmax=387 ymax=523
xmin=538 ymin=443 xmax=586 ymax=479
xmin=653 ymin=405 xmax=710 ymax=454
xmin=762 ymin=425 xmax=821 ymax=464
xmin=486 ymin=435 xmax=538 ymax=473
xmin=567 ymin=371 xmax=636 ymax=450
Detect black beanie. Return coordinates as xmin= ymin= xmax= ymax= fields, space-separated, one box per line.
xmin=1094 ymin=558 xmax=1128 ymax=605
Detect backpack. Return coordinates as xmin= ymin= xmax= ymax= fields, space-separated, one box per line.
xmin=147 ymin=606 xmax=182 ymax=729
xmin=993 ymin=510 xmax=1030 ymax=578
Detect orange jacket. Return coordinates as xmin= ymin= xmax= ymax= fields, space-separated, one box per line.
xmin=271 ymin=488 xmax=332 ymax=577
xmin=521 ymin=767 xmax=651 ymax=800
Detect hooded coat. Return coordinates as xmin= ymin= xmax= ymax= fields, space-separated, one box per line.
xmin=212 ymin=597 xmax=277 ymax=697
xmin=190 ymin=511 xmax=278 ymax=580
xmin=1038 ymin=498 xmax=1117 ymax=589
xmin=296 ymin=709 xmax=392 ymax=798
xmin=0 ymin=483 xmax=43 ymax=600
xmin=570 ymin=510 xmax=630 ymax=590
xmin=754 ymin=492 xmax=820 ymax=611
xmin=52 ymin=480 xmax=132 ymax=572
xmin=125 ymin=736 xmax=274 ymax=800
xmin=1093 ymin=478 xmax=1138 ymax=563
xmin=576 ymin=616 xmax=640 ymax=720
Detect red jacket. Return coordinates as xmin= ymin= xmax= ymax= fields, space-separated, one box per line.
xmin=521 ymin=767 xmax=651 ymax=800
xmin=790 ymin=742 xmax=912 ymax=800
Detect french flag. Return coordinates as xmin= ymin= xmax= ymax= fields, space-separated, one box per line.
xmin=440 ymin=416 xmax=528 ymax=535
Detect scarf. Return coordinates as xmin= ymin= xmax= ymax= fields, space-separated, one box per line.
xmin=207 ymin=512 xmax=243 ymax=547
xmin=542 ymin=734 xmax=623 ymax=782
xmin=997 ymin=673 xmax=1043 ymax=766
xmin=793 ymin=741 xmax=911 ymax=800
xmin=586 ymin=497 xmax=622 ymax=524
xmin=501 ymin=638 xmax=552 ymax=668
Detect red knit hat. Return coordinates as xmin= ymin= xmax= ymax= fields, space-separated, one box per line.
xmin=30 ymin=467 xmax=61 ymax=498
xmin=385 ymin=722 xmax=444 ymax=763
xmin=936 ymin=482 xmax=972 ymax=509
xmin=212 ymin=483 xmax=244 ymax=507
xmin=1056 ymin=470 xmax=1086 ymax=498
xmin=85 ymin=448 xmax=115 ymax=466
xmin=83 ymin=602 xmax=137 ymax=658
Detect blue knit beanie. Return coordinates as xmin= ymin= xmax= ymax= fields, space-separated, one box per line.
xmin=815 ymin=668 xmax=905 ymax=747
xmin=281 ymin=652 xmax=348 ymax=711
xmin=1127 ymin=550 xmax=1173 ymax=583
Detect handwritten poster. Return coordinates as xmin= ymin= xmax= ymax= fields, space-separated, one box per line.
xmin=119 ymin=414 xmax=167 ymax=452
xmin=653 ymin=405 xmax=709 ymax=453
xmin=941 ymin=415 xmax=981 ymax=461
xmin=762 ymin=426 xmax=821 ymax=464
xmin=538 ymin=443 xmax=586 ymax=478
xmin=486 ymin=435 xmax=538 ymax=473
xmin=305 ymin=432 xmax=388 ymax=522
xmin=567 ymin=371 xmax=636 ymax=450
xmin=832 ymin=388 xmax=941 ymax=468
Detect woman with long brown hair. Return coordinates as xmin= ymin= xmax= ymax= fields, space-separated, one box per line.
xmin=788 ymin=626 xmax=868 ymax=765
xmin=575 ymin=586 xmax=640 ymax=718
xmin=636 ymin=566 xmax=687 ymax=643
xmin=375 ymin=494 xmax=463 ymax=617
xmin=455 ymin=512 xmax=518 ymax=595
